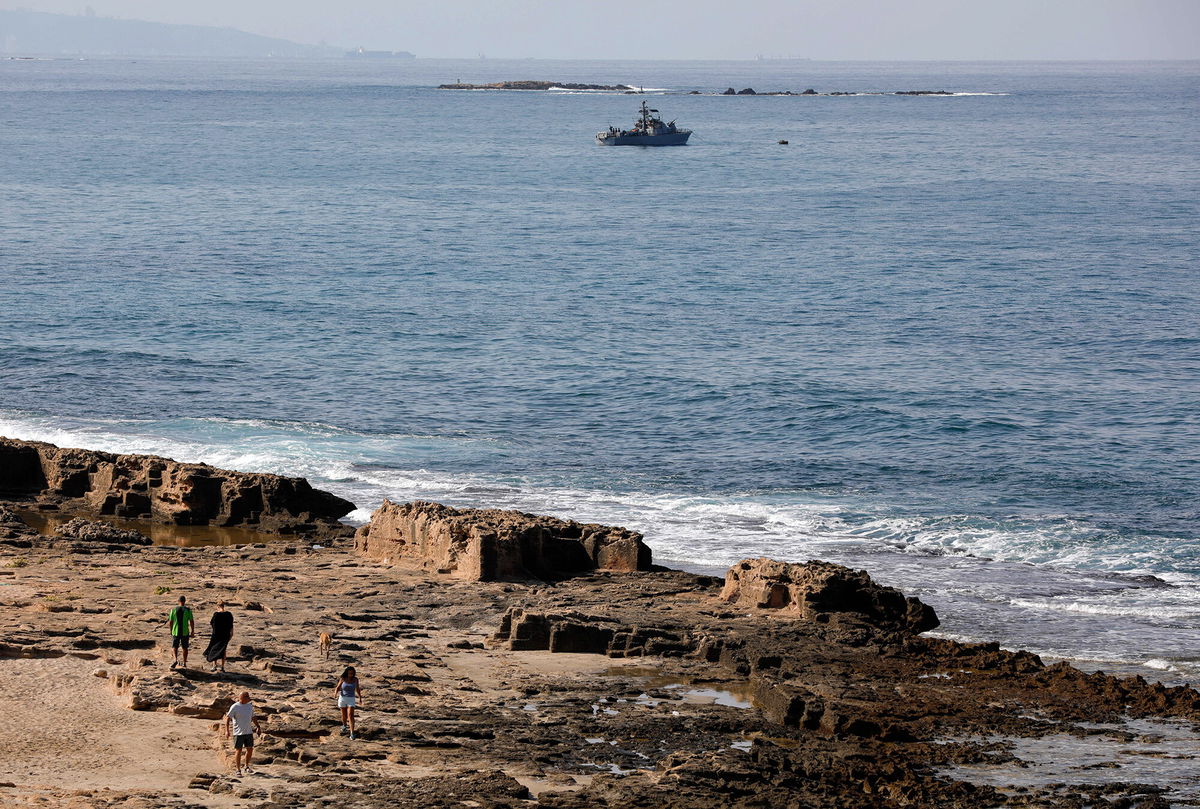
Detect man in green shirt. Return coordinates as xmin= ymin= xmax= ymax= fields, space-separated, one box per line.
xmin=168 ymin=594 xmax=195 ymax=670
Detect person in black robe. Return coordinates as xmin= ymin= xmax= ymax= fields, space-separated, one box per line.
xmin=205 ymin=600 xmax=234 ymax=672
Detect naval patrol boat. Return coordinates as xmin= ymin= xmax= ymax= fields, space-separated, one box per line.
xmin=597 ymin=101 xmax=691 ymax=146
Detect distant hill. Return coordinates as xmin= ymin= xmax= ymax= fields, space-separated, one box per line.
xmin=0 ymin=9 xmax=342 ymax=58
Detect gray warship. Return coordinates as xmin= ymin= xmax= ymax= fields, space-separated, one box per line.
xmin=597 ymin=101 xmax=691 ymax=146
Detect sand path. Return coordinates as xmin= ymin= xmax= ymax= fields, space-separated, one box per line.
xmin=0 ymin=656 xmax=224 ymax=800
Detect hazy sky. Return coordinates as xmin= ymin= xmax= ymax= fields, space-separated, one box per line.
xmin=5 ymin=0 xmax=1200 ymax=59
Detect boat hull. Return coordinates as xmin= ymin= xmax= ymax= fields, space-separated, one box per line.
xmin=596 ymin=131 xmax=691 ymax=146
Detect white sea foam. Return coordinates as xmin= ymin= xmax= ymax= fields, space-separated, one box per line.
xmin=549 ymin=86 xmax=669 ymax=94
xmin=4 ymin=410 xmax=1198 ymax=682
xmin=1144 ymin=658 xmax=1180 ymax=672
xmin=3 ymin=410 xmax=1193 ymax=577
xmin=845 ymin=513 xmax=1200 ymax=582
xmin=344 ymin=507 xmax=376 ymax=524
xmin=1009 ymin=596 xmax=1200 ymax=621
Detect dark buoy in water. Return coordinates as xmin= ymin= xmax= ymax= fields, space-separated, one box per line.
xmin=778 ymin=139 xmax=789 ymax=145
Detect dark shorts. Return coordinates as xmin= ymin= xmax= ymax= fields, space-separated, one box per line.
xmin=172 ymin=634 xmax=190 ymax=650
xmin=234 ymin=733 xmax=254 ymax=749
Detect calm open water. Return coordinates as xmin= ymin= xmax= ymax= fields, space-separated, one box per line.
xmin=2 ymin=57 xmax=1198 ymax=679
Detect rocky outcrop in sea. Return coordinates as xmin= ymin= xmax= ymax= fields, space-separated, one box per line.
xmin=438 ymin=81 xmax=634 ymax=91
xmin=436 ymin=80 xmax=963 ymax=96
xmin=0 ymin=437 xmax=354 ymax=536
xmin=354 ymin=499 xmax=651 ymax=580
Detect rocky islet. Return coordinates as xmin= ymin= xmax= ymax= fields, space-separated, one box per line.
xmin=435 ymin=80 xmax=960 ymax=96
xmin=0 ymin=437 xmax=1196 ymax=808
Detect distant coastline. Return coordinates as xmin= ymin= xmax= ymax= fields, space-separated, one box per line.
xmin=0 ymin=9 xmax=390 ymax=59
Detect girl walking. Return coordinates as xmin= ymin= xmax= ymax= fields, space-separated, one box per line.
xmin=334 ymin=666 xmax=363 ymax=739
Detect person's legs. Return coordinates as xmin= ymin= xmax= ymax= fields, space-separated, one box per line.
xmin=181 ymin=635 xmax=189 ymax=668
xmin=340 ymin=706 xmax=349 ymax=730
xmin=171 ymin=635 xmax=180 ymax=668
xmin=348 ymin=705 xmax=355 ymax=738
xmin=233 ymin=746 xmax=243 ymax=774
xmin=219 ymin=652 xmax=226 ymax=673
xmin=244 ymin=743 xmax=254 ymax=772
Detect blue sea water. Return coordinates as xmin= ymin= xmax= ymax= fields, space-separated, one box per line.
xmin=2 ymin=57 xmax=1198 ymax=678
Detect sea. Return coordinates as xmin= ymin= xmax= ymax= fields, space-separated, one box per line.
xmin=2 ymin=57 xmax=1198 ymax=683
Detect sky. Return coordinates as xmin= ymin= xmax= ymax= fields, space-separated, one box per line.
xmin=4 ymin=0 xmax=1199 ymax=59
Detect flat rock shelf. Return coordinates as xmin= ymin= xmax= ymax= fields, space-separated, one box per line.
xmin=1 ymin=441 xmax=1197 ymax=807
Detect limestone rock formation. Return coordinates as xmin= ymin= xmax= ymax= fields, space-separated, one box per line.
xmin=721 ymin=557 xmax=939 ymax=634
xmin=494 ymin=607 xmax=693 ymax=656
xmin=0 ymin=437 xmax=354 ymax=536
xmin=4 ymin=537 xmax=1199 ymax=808
xmin=53 ymin=517 xmax=152 ymax=545
xmin=354 ymin=500 xmax=652 ymax=581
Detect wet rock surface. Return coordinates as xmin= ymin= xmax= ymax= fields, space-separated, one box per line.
xmin=2 ymin=503 xmax=1198 ymax=807
xmin=0 ymin=504 xmax=35 ymax=541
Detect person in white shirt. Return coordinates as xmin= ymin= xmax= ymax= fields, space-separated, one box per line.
xmin=223 ymin=691 xmax=262 ymax=776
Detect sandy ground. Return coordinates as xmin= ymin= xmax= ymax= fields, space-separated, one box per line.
xmin=0 ymin=656 xmax=221 ymax=801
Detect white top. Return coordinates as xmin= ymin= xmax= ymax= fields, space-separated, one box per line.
xmin=227 ymin=701 xmax=255 ymax=736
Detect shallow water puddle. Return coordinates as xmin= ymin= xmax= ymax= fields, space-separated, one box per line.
xmin=582 ymin=762 xmax=642 ymax=775
xmin=19 ymin=509 xmax=283 ymax=547
xmin=944 ymin=718 xmax=1200 ymax=802
xmin=671 ymin=685 xmax=754 ymax=709
xmin=600 ymin=666 xmax=756 ymax=710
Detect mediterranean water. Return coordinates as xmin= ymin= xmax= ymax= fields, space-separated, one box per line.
xmin=2 ymin=57 xmax=1198 ymax=681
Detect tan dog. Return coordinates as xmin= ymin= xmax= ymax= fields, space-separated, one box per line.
xmin=318 ymin=632 xmax=332 ymax=660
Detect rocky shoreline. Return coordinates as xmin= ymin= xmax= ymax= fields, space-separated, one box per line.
xmin=438 ymin=81 xmax=635 ymax=91
xmin=436 ymin=80 xmax=967 ymax=96
xmin=1 ymin=437 xmax=1197 ymax=808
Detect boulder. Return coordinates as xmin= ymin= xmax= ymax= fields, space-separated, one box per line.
xmin=0 ymin=437 xmax=354 ymax=535
xmin=722 ymin=87 xmax=737 ymax=95
xmin=0 ymin=505 xmax=35 ymax=541
xmin=53 ymin=518 xmax=152 ymax=545
xmin=355 ymin=500 xmax=652 ymax=581
xmin=721 ymin=558 xmax=938 ymax=634
xmin=737 ymin=87 xmax=757 ymax=95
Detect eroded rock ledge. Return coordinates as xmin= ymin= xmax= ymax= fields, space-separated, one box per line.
xmin=721 ymin=557 xmax=939 ymax=634
xmin=3 ymin=530 xmax=1199 ymax=807
xmin=355 ymin=499 xmax=652 ymax=581
xmin=0 ymin=437 xmax=354 ymax=536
